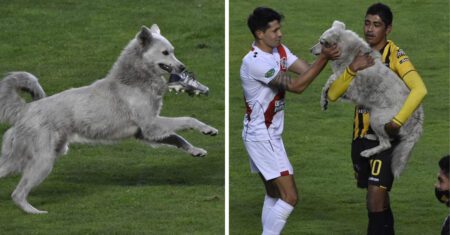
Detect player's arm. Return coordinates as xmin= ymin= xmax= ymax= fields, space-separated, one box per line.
xmin=384 ymin=55 xmax=427 ymax=136
xmin=287 ymin=58 xmax=309 ymax=75
xmin=269 ymin=45 xmax=340 ymax=93
xmin=393 ymin=71 xmax=427 ymax=126
xmin=327 ymin=51 xmax=374 ymax=101
xmin=385 ymin=71 xmax=427 ymax=132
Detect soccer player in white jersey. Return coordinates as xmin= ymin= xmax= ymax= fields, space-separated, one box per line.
xmin=240 ymin=7 xmax=340 ymax=235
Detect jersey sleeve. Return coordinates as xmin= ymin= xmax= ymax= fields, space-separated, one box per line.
xmin=388 ymin=47 xmax=427 ymax=126
xmin=392 ymin=48 xmax=416 ymax=78
xmin=327 ymin=67 xmax=356 ymax=101
xmin=247 ymin=59 xmax=281 ymax=85
xmin=392 ymin=70 xmax=427 ymax=126
xmin=283 ymin=45 xmax=299 ymax=68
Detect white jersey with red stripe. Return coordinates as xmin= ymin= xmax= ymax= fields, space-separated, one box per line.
xmin=240 ymin=43 xmax=298 ymax=141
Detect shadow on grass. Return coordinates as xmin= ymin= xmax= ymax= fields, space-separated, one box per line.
xmin=58 ymin=159 xmax=223 ymax=187
xmin=0 ymin=156 xmax=223 ymax=210
xmin=0 ymin=140 xmax=223 ymax=213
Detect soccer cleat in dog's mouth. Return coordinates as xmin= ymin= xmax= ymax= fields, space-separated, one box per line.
xmin=158 ymin=63 xmax=173 ymax=73
xmin=167 ymin=70 xmax=209 ymax=96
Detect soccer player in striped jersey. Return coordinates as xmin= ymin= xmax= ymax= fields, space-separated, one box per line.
xmin=326 ymin=3 xmax=427 ymax=234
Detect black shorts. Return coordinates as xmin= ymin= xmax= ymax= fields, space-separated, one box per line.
xmin=351 ymin=138 xmax=397 ymax=191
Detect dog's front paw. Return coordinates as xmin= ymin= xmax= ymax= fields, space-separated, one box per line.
xmin=201 ymin=126 xmax=218 ymax=136
xmin=189 ymin=147 xmax=207 ymax=157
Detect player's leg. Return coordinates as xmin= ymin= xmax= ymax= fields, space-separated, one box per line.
xmin=367 ymin=185 xmax=393 ymax=235
xmin=259 ymin=172 xmax=297 ymax=205
xmin=245 ymin=141 xmax=282 ymax=231
xmin=351 ymin=138 xmax=371 ymax=189
xmin=367 ymin=185 xmax=390 ymax=212
xmin=352 ymin=138 xmax=394 ymax=234
xmin=272 ymin=174 xmax=298 ymax=206
xmin=262 ymin=138 xmax=297 ymax=235
xmin=262 ymin=175 xmax=297 ymax=235
xmin=366 ymin=142 xmax=396 ymax=235
xmin=259 ymin=173 xmax=280 ymax=226
xmin=271 ymin=138 xmax=297 ymax=206
xmin=244 ymin=139 xmax=296 ymax=235
xmin=260 ymin=173 xmax=281 ymax=198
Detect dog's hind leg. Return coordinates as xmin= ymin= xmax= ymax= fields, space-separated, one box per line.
xmin=0 ymin=128 xmax=18 ymax=178
xmin=11 ymin=152 xmax=56 ymax=214
xmin=360 ymin=137 xmax=391 ymax=158
xmin=0 ymin=158 xmax=14 ymax=179
xmin=137 ymin=132 xmax=207 ymax=157
xmin=0 ymin=155 xmax=14 ymax=179
xmin=390 ymin=138 xmax=416 ymax=178
xmin=390 ymin=117 xmax=423 ymax=177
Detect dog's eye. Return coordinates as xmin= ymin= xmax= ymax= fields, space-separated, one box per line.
xmin=162 ymin=50 xmax=169 ymax=56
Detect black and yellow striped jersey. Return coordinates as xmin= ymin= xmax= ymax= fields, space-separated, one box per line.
xmin=352 ymin=40 xmax=424 ymax=139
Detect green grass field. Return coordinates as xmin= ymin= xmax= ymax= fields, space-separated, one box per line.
xmin=230 ymin=0 xmax=449 ymax=234
xmin=0 ymin=1 xmax=224 ymax=234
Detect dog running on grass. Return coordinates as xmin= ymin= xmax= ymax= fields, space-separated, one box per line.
xmin=0 ymin=24 xmax=218 ymax=214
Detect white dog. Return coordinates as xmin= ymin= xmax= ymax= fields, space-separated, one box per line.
xmin=0 ymin=24 xmax=218 ymax=214
xmin=311 ymin=20 xmax=424 ymax=178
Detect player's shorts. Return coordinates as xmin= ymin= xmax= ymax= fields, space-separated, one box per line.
xmin=351 ymin=137 xmax=398 ymax=191
xmin=243 ymin=139 xmax=293 ymax=181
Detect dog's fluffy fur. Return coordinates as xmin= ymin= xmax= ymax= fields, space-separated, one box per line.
xmin=311 ymin=21 xmax=424 ymax=178
xmin=0 ymin=24 xmax=218 ymax=214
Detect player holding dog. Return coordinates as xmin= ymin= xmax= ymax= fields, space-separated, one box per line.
xmin=326 ymin=3 xmax=427 ymax=235
xmin=240 ymin=7 xmax=340 ymax=235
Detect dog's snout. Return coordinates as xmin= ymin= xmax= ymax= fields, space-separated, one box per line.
xmin=179 ymin=64 xmax=185 ymax=72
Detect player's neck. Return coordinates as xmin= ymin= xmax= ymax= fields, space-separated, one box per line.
xmin=371 ymin=39 xmax=388 ymax=52
xmin=254 ymin=41 xmax=273 ymax=54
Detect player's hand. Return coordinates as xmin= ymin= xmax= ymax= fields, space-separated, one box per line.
xmin=349 ymin=50 xmax=375 ymax=72
xmin=320 ymin=44 xmax=340 ymax=60
xmin=384 ymin=121 xmax=401 ymax=139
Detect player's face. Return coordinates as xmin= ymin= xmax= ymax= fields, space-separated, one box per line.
xmin=257 ymin=20 xmax=282 ymax=50
xmin=436 ymin=170 xmax=450 ymax=191
xmin=364 ymin=14 xmax=391 ymax=49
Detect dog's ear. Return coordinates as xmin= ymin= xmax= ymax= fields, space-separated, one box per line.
xmin=137 ymin=26 xmax=153 ymax=47
xmin=332 ymin=20 xmax=346 ymax=31
xmin=150 ymin=24 xmax=161 ymax=35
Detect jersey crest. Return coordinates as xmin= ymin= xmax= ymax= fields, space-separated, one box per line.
xmin=265 ymin=68 xmax=275 ymax=78
xmin=396 ymin=49 xmax=406 ymax=58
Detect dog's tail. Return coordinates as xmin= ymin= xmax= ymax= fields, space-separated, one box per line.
xmin=391 ymin=107 xmax=424 ymax=178
xmin=0 ymin=72 xmax=46 ymax=125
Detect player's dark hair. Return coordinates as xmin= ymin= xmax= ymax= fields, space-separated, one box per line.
xmin=439 ymin=155 xmax=450 ymax=177
xmin=366 ymin=3 xmax=393 ymax=27
xmin=247 ymin=7 xmax=284 ymax=38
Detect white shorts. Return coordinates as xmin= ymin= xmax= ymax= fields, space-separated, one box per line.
xmin=243 ymin=139 xmax=293 ymax=181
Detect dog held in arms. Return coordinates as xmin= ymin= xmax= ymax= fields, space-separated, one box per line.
xmin=311 ymin=20 xmax=423 ymax=178
xmin=0 ymin=24 xmax=218 ymax=214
